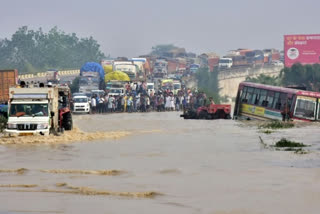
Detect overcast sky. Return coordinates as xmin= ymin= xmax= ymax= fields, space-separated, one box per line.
xmin=0 ymin=0 xmax=319 ymax=58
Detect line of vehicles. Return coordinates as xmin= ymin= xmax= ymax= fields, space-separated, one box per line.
xmin=2 ymin=59 xmax=320 ymax=137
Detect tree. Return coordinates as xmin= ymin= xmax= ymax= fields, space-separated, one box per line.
xmin=246 ymin=74 xmax=281 ymax=86
xmin=195 ymin=67 xmax=221 ymax=103
xmin=69 ymin=77 xmax=80 ymax=93
xmin=0 ymin=26 xmax=105 ymax=74
xmin=281 ymin=63 xmax=320 ymax=91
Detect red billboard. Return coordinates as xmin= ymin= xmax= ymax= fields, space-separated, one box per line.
xmin=284 ymin=34 xmax=320 ymax=67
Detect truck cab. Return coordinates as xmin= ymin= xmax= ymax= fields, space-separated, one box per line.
xmin=218 ymin=58 xmax=233 ymax=69
xmin=5 ymin=86 xmax=72 ymax=136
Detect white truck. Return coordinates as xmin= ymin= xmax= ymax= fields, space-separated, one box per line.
xmin=218 ymin=58 xmax=233 ymax=69
xmin=153 ymin=59 xmax=168 ymax=78
xmin=113 ymin=62 xmax=138 ymax=80
xmin=5 ymin=86 xmax=73 ymax=136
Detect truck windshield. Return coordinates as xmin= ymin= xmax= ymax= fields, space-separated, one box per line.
xmin=174 ymin=84 xmax=181 ymax=89
xmin=10 ymin=104 xmax=48 ymax=117
xmin=147 ymin=85 xmax=154 ymax=90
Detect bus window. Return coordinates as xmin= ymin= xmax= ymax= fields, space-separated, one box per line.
xmin=273 ymin=92 xmax=280 ymax=110
xmin=258 ymin=90 xmax=267 ymax=106
xmin=266 ymin=91 xmax=275 ymax=108
xmin=294 ymin=96 xmax=317 ymax=120
xmin=318 ymin=99 xmax=320 ymax=120
xmin=241 ymin=87 xmax=248 ymax=102
xmin=252 ymin=88 xmax=260 ymax=105
xmin=279 ymin=93 xmax=288 ymax=110
xmin=245 ymin=87 xmax=254 ymax=104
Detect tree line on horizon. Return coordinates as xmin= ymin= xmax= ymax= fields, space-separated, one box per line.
xmin=246 ymin=63 xmax=320 ymax=92
xmin=0 ymin=26 xmax=105 ymax=74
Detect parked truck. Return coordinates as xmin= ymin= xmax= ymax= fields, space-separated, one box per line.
xmin=0 ymin=69 xmax=18 ymax=104
xmin=5 ymin=85 xmax=73 ymax=136
xmin=153 ymin=59 xmax=168 ymax=78
xmin=113 ymin=61 xmax=138 ymax=80
xmin=79 ymin=62 xmax=105 ymax=94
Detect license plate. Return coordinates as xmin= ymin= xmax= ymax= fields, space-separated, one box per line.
xmin=19 ymin=133 xmax=34 ymax=136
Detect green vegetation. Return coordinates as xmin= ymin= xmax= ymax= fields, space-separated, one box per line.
xmin=261 ymin=130 xmax=273 ymax=134
xmin=195 ymin=66 xmax=221 ymax=103
xmin=281 ymin=63 xmax=320 ymax=91
xmin=0 ymin=26 xmax=105 ymax=74
xmin=246 ymin=74 xmax=281 ymax=86
xmin=0 ymin=116 xmax=7 ymax=132
xmin=274 ymin=138 xmax=306 ymax=147
xmin=259 ymin=121 xmax=294 ymax=129
xmin=246 ymin=63 xmax=320 ymax=92
xmin=273 ymin=138 xmax=309 ymax=154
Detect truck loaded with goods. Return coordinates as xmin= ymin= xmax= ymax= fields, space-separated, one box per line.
xmin=0 ymin=69 xmax=18 ymax=105
xmin=79 ymin=62 xmax=105 ymax=94
xmin=5 ymin=85 xmax=73 ymax=136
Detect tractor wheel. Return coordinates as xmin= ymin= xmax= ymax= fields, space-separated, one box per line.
xmin=63 ymin=113 xmax=73 ymax=131
xmin=225 ymin=114 xmax=231 ymax=119
xmin=199 ymin=111 xmax=208 ymax=120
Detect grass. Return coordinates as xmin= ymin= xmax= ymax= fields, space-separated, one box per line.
xmin=259 ymin=136 xmax=310 ymax=154
xmin=259 ymin=121 xmax=294 ymax=129
xmin=261 ymin=130 xmax=273 ymax=134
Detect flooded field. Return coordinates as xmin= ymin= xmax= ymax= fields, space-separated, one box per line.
xmin=0 ymin=112 xmax=320 ymax=214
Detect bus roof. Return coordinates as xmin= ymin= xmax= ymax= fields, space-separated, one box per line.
xmin=239 ymin=82 xmax=320 ymax=98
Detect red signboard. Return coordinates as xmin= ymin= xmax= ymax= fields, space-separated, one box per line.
xmin=284 ymin=34 xmax=320 ymax=67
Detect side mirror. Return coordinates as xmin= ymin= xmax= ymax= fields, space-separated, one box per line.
xmin=50 ymin=111 xmax=55 ymax=117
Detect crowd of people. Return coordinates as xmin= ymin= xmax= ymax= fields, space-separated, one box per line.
xmin=87 ymin=87 xmax=212 ymax=114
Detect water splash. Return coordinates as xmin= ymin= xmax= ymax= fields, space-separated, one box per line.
xmin=0 ymin=127 xmax=131 ymax=145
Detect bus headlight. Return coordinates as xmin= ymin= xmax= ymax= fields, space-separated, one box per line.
xmin=38 ymin=123 xmax=48 ymax=129
xmin=7 ymin=123 xmax=17 ymax=129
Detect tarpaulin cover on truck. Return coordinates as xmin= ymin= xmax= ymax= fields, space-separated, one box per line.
xmin=105 ymin=71 xmax=130 ymax=82
xmin=80 ymin=62 xmax=105 ymax=80
xmin=103 ymin=65 xmax=113 ymax=74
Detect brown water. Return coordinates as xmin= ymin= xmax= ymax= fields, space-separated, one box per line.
xmin=0 ymin=112 xmax=320 ymax=214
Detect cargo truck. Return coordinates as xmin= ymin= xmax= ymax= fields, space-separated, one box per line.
xmin=0 ymin=69 xmax=18 ymax=104
xmin=5 ymin=85 xmax=73 ymax=136
xmin=79 ymin=62 xmax=105 ymax=94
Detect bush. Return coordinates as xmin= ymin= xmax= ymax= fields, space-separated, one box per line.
xmin=275 ymin=138 xmax=306 ymax=147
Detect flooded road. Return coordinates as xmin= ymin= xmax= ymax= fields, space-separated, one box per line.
xmin=0 ymin=112 xmax=320 ymax=214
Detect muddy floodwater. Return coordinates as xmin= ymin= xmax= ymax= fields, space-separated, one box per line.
xmin=0 ymin=112 xmax=320 ymax=214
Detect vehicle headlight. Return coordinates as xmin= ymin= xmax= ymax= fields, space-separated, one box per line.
xmin=7 ymin=123 xmax=17 ymax=129
xmin=38 ymin=123 xmax=48 ymax=129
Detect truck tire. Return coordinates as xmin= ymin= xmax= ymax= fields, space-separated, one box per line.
xmin=63 ymin=113 xmax=73 ymax=131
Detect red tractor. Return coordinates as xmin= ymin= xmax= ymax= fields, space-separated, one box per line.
xmin=181 ymin=104 xmax=232 ymax=120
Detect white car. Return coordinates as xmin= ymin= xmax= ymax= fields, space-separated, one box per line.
xmin=73 ymin=96 xmax=90 ymax=113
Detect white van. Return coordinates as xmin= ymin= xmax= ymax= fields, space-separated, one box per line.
xmin=218 ymin=58 xmax=233 ymax=68
xmin=73 ymin=96 xmax=90 ymax=113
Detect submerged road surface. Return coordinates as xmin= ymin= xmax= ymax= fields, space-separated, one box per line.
xmin=0 ymin=112 xmax=320 ymax=214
